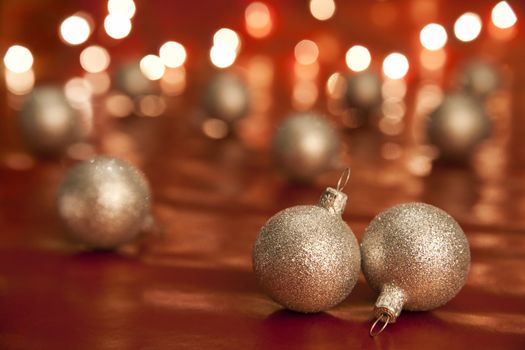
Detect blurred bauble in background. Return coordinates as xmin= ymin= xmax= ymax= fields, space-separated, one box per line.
xmin=203 ymin=72 xmax=250 ymax=123
xmin=427 ymin=93 xmax=491 ymax=160
xmin=457 ymin=60 xmax=501 ymax=98
xmin=19 ymin=86 xmax=84 ymax=155
xmin=345 ymin=71 xmax=382 ymax=110
xmin=57 ymin=156 xmax=152 ymax=249
xmin=272 ymin=112 xmax=341 ymax=181
xmin=114 ymin=62 xmax=155 ymax=97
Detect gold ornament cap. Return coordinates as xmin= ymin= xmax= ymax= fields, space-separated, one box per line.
xmin=374 ymin=284 xmax=407 ymax=323
xmin=318 ymin=187 xmax=347 ymax=215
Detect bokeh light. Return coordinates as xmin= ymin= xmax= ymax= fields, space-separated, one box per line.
xmin=3 ymin=45 xmax=33 ymax=73
xmin=245 ymin=2 xmax=272 ymax=38
xmin=105 ymin=93 xmax=134 ymax=117
xmin=420 ymin=49 xmax=446 ymax=71
xmin=64 ymin=77 xmax=93 ymax=106
xmin=107 ymin=0 xmax=136 ymax=19
xmin=383 ymin=52 xmax=409 ymax=80
xmin=5 ymin=69 xmax=35 ymax=95
xmin=309 ymin=0 xmax=336 ymax=21
xmin=104 ymin=14 xmax=132 ymax=39
xmin=345 ymin=45 xmax=371 ymax=72
xmin=210 ymin=45 xmax=237 ymax=68
xmin=84 ymin=72 xmax=111 ymax=95
xmin=60 ymin=15 xmax=91 ymax=45
xmin=294 ymin=40 xmax=319 ymax=65
xmin=213 ymin=28 xmax=241 ymax=52
xmin=420 ymin=23 xmax=447 ymax=51
xmin=202 ymin=119 xmax=229 ymax=139
xmin=454 ymin=13 xmax=482 ymax=42
xmin=139 ymin=55 xmax=165 ymax=80
xmin=138 ymin=95 xmax=166 ymax=117
xmin=80 ymin=46 xmax=110 ymax=73
xmin=159 ymin=41 xmax=187 ymax=68
xmin=491 ymin=1 xmax=517 ymax=29
xmin=160 ymin=67 xmax=186 ymax=96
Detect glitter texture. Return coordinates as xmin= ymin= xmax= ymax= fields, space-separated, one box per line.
xmin=361 ymin=202 xmax=470 ymax=321
xmin=252 ymin=189 xmax=360 ymax=313
xmin=58 ymin=156 xmax=151 ymax=249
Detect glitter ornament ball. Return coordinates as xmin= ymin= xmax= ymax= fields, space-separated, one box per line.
xmin=427 ymin=93 xmax=491 ymax=160
xmin=272 ymin=113 xmax=340 ymax=181
xmin=203 ymin=72 xmax=250 ymax=122
xmin=115 ymin=62 xmax=155 ymax=97
xmin=57 ymin=156 xmax=152 ymax=249
xmin=361 ymin=202 xmax=470 ymax=329
xmin=345 ymin=71 xmax=382 ymax=110
xmin=19 ymin=86 xmax=83 ymax=154
xmin=458 ymin=60 xmax=501 ymax=98
xmin=253 ymin=186 xmax=360 ymax=313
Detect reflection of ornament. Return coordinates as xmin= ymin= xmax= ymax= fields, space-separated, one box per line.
xmin=203 ymin=72 xmax=250 ymax=122
xmin=458 ymin=60 xmax=501 ymax=98
xmin=19 ymin=86 xmax=83 ymax=154
xmin=58 ymin=156 xmax=152 ymax=249
xmin=427 ymin=93 xmax=491 ymax=160
xmin=114 ymin=62 xmax=154 ymax=97
xmin=361 ymin=202 xmax=470 ymax=336
xmin=345 ymin=71 xmax=382 ymax=110
xmin=253 ymin=170 xmax=360 ymax=313
xmin=272 ymin=112 xmax=340 ymax=181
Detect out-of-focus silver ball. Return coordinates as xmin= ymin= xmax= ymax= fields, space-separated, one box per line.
xmin=272 ymin=112 xmax=340 ymax=181
xmin=58 ymin=156 xmax=151 ymax=249
xmin=345 ymin=71 xmax=382 ymax=109
xmin=203 ymin=72 xmax=250 ymax=122
xmin=19 ymin=86 xmax=83 ymax=154
xmin=115 ymin=62 xmax=155 ymax=97
xmin=427 ymin=93 xmax=491 ymax=160
xmin=458 ymin=60 xmax=501 ymax=98
xmin=253 ymin=188 xmax=360 ymax=313
xmin=361 ymin=202 xmax=470 ymax=322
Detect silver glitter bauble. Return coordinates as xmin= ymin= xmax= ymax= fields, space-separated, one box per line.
xmin=458 ymin=60 xmax=501 ymax=98
xmin=115 ymin=63 xmax=155 ymax=97
xmin=253 ymin=187 xmax=361 ymax=313
xmin=272 ymin=113 xmax=340 ymax=181
xmin=203 ymin=72 xmax=250 ymax=122
xmin=361 ymin=202 xmax=470 ymax=326
xmin=19 ymin=86 xmax=83 ymax=154
xmin=427 ymin=93 xmax=491 ymax=160
xmin=345 ymin=71 xmax=382 ymax=110
xmin=57 ymin=156 xmax=151 ymax=249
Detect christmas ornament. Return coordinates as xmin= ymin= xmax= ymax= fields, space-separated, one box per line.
xmin=57 ymin=156 xmax=152 ymax=249
xmin=272 ymin=112 xmax=340 ymax=181
xmin=253 ymin=169 xmax=360 ymax=313
xmin=19 ymin=86 xmax=83 ymax=154
xmin=203 ymin=72 xmax=250 ymax=122
xmin=345 ymin=71 xmax=382 ymax=110
xmin=427 ymin=92 xmax=491 ymax=160
xmin=115 ymin=62 xmax=155 ymax=97
xmin=458 ymin=60 xmax=501 ymax=98
xmin=361 ymin=202 xmax=470 ymax=336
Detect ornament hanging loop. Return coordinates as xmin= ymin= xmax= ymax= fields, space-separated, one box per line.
xmin=336 ymin=167 xmax=351 ymax=192
xmin=369 ymin=313 xmax=390 ymax=337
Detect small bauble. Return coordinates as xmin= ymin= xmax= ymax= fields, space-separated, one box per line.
xmin=272 ymin=112 xmax=340 ymax=181
xmin=19 ymin=86 xmax=83 ymax=154
xmin=458 ymin=60 xmax=501 ymax=98
xmin=253 ymin=186 xmax=361 ymax=313
xmin=427 ymin=93 xmax=491 ymax=160
xmin=203 ymin=72 xmax=250 ymax=122
xmin=57 ymin=156 xmax=152 ymax=249
xmin=361 ymin=203 xmax=470 ymax=332
xmin=115 ymin=62 xmax=155 ymax=97
xmin=345 ymin=71 xmax=382 ymax=110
